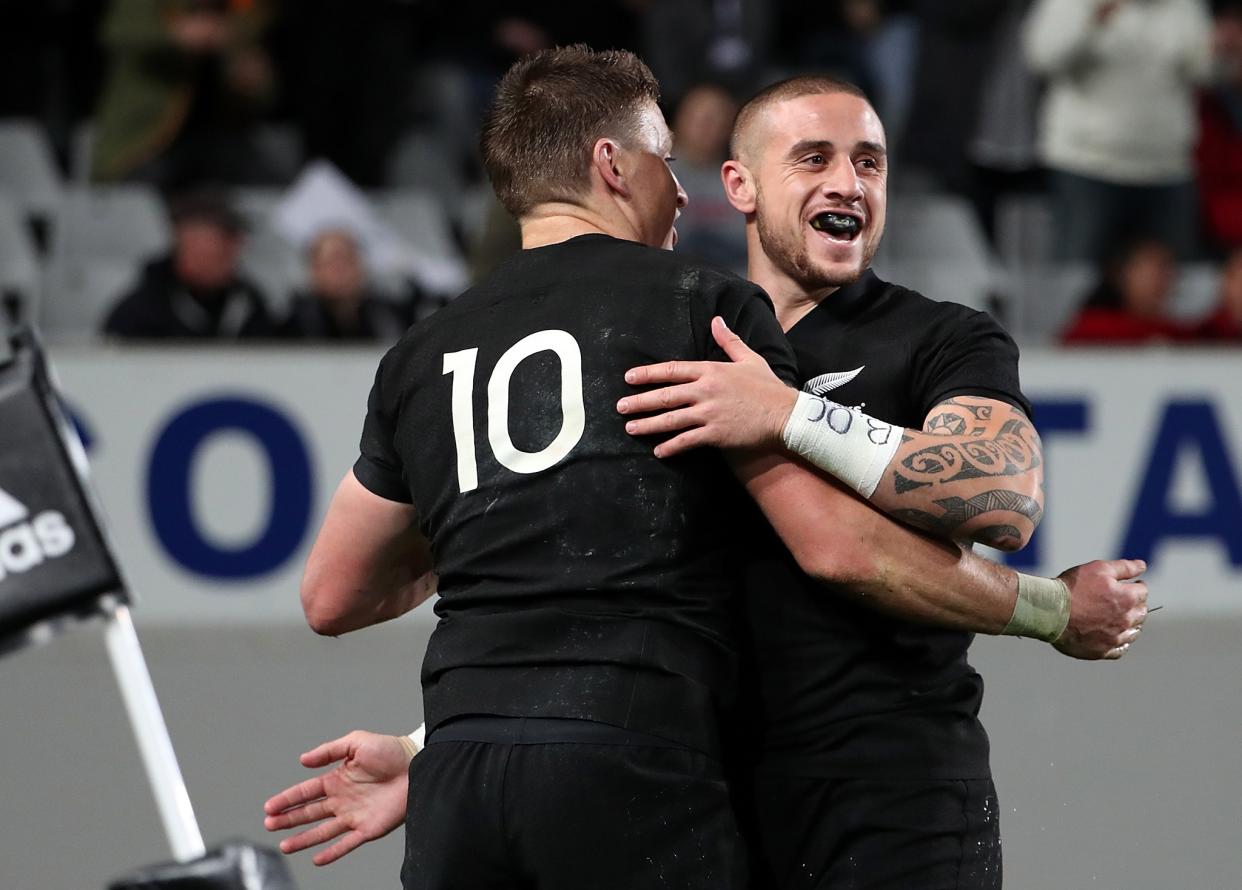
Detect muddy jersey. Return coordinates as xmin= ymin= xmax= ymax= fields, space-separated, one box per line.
xmin=355 ymin=234 xmax=798 ymax=753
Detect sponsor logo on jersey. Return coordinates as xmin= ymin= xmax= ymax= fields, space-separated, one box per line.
xmin=803 ymin=366 xmax=865 ymax=396
xmin=0 ymin=486 xmax=76 ymax=583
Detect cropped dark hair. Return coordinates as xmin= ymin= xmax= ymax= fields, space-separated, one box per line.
xmin=481 ymin=45 xmax=662 ymax=218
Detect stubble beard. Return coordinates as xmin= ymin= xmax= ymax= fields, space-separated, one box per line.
xmin=754 ymin=189 xmax=875 ymax=293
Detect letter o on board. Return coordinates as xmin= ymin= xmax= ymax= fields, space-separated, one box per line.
xmin=147 ymin=397 xmax=313 ymax=579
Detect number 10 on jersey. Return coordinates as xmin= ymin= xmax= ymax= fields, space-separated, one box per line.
xmin=443 ymin=329 xmax=587 ymax=493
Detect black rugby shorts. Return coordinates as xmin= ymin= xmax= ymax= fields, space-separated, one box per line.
xmin=748 ymin=773 xmax=1002 ymax=890
xmin=401 ymin=717 xmax=748 ymax=890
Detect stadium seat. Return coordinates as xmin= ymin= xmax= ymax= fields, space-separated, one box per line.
xmin=239 ymin=227 xmax=302 ymax=315
xmin=882 ymin=193 xmax=997 ymax=263
xmin=233 ymin=188 xmax=301 ymax=312
xmin=1170 ymin=263 xmax=1222 ymax=323
xmin=1009 ymin=262 xmax=1095 ymax=343
xmin=376 ymin=190 xmax=458 ymax=257
xmin=871 ymin=258 xmax=996 ymax=316
xmin=51 ymin=185 xmax=170 ymax=262
xmin=877 ymin=193 xmax=1003 ymax=314
xmin=0 ymin=195 xmax=41 ymax=320
xmin=1011 ymin=261 xmax=1222 ymax=341
xmin=40 ymin=186 xmax=169 ymax=339
xmin=0 ymin=119 xmax=63 ymax=220
xmin=375 ymin=189 xmax=469 ymax=295
xmin=995 ymin=193 xmax=1055 ymax=274
xmin=38 ymin=257 xmax=142 ymax=340
xmin=234 ymin=187 xmax=284 ymax=228
xmin=458 ymin=182 xmax=497 ymax=252
xmin=386 ymin=128 xmax=466 ymax=206
xmin=69 ymin=122 xmax=94 ymax=183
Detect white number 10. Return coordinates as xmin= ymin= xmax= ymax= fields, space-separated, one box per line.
xmin=443 ymin=329 xmax=586 ymax=493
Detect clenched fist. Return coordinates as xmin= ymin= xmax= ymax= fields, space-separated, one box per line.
xmin=1054 ymin=559 xmax=1149 ymax=660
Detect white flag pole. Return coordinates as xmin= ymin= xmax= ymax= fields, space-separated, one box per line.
xmin=102 ymin=603 xmax=206 ymax=862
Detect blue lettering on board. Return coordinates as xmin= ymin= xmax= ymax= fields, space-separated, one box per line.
xmin=147 ymin=397 xmax=314 ymax=579
xmin=1121 ymin=401 xmax=1242 ymax=567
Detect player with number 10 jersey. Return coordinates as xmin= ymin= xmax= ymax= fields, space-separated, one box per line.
xmin=354 ymin=232 xmax=797 ymax=758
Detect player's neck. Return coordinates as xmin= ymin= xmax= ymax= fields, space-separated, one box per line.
xmin=520 ymin=203 xmax=629 ymax=250
xmin=748 ymin=261 xmax=838 ymax=332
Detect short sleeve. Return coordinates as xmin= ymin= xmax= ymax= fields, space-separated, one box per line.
xmin=705 ymin=280 xmax=800 ymax=387
xmin=914 ymin=307 xmax=1032 ymax=420
xmin=353 ymin=349 xmax=414 ymax=503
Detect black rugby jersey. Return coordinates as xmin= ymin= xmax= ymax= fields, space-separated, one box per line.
xmin=745 ymin=268 xmax=1031 ymax=780
xmin=354 ymin=234 xmax=798 ymax=753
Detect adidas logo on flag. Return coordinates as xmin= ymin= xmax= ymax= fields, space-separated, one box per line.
xmin=0 ymin=486 xmax=76 ymax=582
xmin=0 ymin=487 xmax=29 ymax=527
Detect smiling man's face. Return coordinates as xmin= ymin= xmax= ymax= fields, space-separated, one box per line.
xmin=747 ymin=91 xmax=887 ymax=292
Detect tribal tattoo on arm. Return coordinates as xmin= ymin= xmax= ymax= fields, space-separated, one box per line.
xmin=879 ymin=396 xmax=1045 ymax=550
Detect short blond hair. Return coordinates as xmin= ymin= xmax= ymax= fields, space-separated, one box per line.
xmin=481 ymin=45 xmax=662 ymax=218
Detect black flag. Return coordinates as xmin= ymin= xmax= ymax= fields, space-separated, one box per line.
xmin=0 ymin=328 xmax=126 ymax=654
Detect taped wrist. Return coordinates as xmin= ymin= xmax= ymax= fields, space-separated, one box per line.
xmin=780 ymin=391 xmax=904 ymax=498
xmin=398 ymin=723 xmax=426 ymax=759
xmin=1003 ymin=573 xmax=1071 ymax=642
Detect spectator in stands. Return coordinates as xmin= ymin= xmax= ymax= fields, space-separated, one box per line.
xmin=668 ymin=83 xmax=746 ymax=274
xmin=966 ymin=0 xmax=1045 ymax=242
xmin=1196 ymin=1 xmax=1242 ymax=251
xmin=103 ymin=191 xmax=275 ymax=339
xmin=280 ymin=228 xmax=409 ymax=342
xmin=902 ymin=1 xmax=1009 ymax=195
xmin=640 ymin=0 xmax=772 ymax=109
xmin=1194 ymin=248 xmax=1242 ymax=340
xmin=273 ymin=1 xmax=416 ymax=189
xmin=1024 ymin=0 xmax=1214 ymax=262
xmin=91 ymin=0 xmax=284 ymax=190
xmin=777 ymin=1 xmax=881 ymax=104
xmin=410 ymin=1 xmax=642 ymax=182
xmin=779 ymin=1 xmax=917 ymax=142
xmin=1061 ymin=237 xmax=1190 ymax=344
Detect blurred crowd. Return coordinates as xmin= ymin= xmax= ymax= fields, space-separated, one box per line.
xmin=1 ymin=0 xmax=1241 ymax=346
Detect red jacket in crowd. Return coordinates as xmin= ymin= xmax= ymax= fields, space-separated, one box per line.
xmin=1060 ymin=308 xmax=1194 ymax=345
xmin=1196 ymin=90 xmax=1242 ymax=249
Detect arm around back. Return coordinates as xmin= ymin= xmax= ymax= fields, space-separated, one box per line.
xmin=729 ymin=448 xmax=1148 ymax=659
xmin=620 ymin=317 xmax=1043 ymax=550
xmin=729 ymin=449 xmax=1019 ymax=634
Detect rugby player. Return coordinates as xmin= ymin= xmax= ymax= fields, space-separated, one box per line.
xmin=266 ymin=57 xmax=1147 ymax=890
xmin=617 ymin=76 xmax=1146 ymax=889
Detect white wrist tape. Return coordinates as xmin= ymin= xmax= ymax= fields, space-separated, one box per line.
xmin=781 ymin=391 xmax=904 ymax=498
xmin=398 ymin=723 xmax=426 ymax=759
xmin=1003 ymin=573 xmax=1071 ymax=642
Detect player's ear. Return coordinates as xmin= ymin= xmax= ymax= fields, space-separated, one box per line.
xmin=593 ymin=138 xmax=630 ymax=199
xmin=722 ymin=160 xmax=755 ymax=214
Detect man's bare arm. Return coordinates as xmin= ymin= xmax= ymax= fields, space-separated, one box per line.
xmin=729 ymin=448 xmax=1146 ymax=659
xmin=301 ymin=471 xmax=437 ymax=636
xmin=619 ymin=317 xmax=1042 ymax=549
xmin=879 ymin=396 xmax=1044 ymax=551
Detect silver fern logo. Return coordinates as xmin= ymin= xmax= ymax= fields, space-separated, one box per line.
xmin=803 ymin=366 xmax=864 ymax=396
